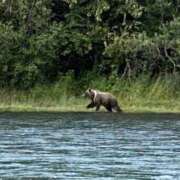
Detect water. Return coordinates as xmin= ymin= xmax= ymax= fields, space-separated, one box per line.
xmin=0 ymin=112 xmax=180 ymax=179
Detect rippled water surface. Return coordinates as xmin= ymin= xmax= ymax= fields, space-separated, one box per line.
xmin=0 ymin=112 xmax=180 ymax=179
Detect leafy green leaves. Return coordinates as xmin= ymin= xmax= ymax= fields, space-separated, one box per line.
xmin=0 ymin=0 xmax=179 ymax=88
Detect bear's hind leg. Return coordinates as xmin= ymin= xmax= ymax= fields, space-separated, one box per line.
xmin=105 ymin=105 xmax=112 ymax=112
xmin=114 ymin=105 xmax=122 ymax=112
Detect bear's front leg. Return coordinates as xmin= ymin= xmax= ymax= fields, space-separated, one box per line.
xmin=95 ymin=104 xmax=100 ymax=111
xmin=86 ymin=102 xmax=95 ymax=109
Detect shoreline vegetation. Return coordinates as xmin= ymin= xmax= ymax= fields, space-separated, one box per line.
xmin=0 ymin=1 xmax=180 ymax=113
xmin=0 ymin=75 xmax=179 ymax=113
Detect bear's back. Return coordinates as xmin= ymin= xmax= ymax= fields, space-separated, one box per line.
xmin=95 ymin=91 xmax=116 ymax=105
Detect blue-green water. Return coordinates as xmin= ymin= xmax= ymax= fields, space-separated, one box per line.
xmin=0 ymin=113 xmax=180 ymax=179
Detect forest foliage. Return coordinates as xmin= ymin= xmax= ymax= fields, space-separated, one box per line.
xmin=0 ymin=0 xmax=180 ymax=89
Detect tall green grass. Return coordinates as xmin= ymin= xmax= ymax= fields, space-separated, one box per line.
xmin=0 ymin=74 xmax=179 ymax=112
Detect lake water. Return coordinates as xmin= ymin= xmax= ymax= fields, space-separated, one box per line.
xmin=0 ymin=112 xmax=180 ymax=179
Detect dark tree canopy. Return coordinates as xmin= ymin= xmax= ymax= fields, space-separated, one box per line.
xmin=0 ymin=0 xmax=179 ymax=88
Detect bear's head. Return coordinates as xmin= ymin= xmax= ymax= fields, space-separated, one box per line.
xmin=84 ymin=88 xmax=95 ymax=100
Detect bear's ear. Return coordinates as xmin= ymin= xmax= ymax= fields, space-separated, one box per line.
xmin=88 ymin=88 xmax=92 ymax=92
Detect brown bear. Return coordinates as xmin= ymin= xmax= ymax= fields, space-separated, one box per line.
xmin=84 ymin=88 xmax=122 ymax=112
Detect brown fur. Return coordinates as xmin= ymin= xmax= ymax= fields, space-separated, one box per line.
xmin=84 ymin=89 xmax=122 ymax=112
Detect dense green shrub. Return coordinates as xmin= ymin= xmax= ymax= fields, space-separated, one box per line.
xmin=0 ymin=0 xmax=179 ymax=89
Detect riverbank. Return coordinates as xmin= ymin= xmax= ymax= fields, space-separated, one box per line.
xmin=0 ymin=75 xmax=179 ymax=113
xmin=0 ymin=103 xmax=179 ymax=113
xmin=0 ymin=98 xmax=179 ymax=113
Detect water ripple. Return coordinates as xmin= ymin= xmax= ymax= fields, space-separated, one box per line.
xmin=0 ymin=112 xmax=180 ymax=179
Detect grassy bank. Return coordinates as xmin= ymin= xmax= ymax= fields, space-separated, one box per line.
xmin=0 ymin=75 xmax=180 ymax=113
